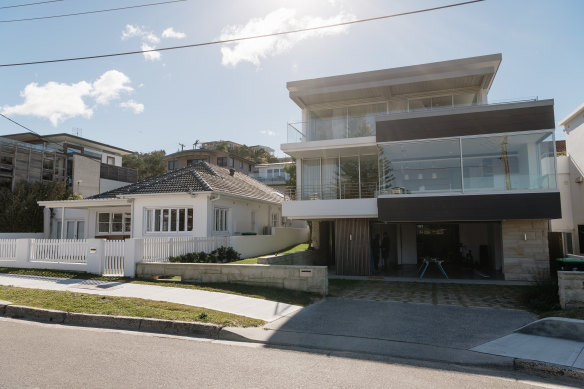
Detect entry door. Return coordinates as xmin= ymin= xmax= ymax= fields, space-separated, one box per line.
xmin=335 ymin=219 xmax=370 ymax=275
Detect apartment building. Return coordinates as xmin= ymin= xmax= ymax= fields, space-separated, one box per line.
xmin=3 ymin=133 xmax=137 ymax=198
xmin=281 ymin=54 xmax=560 ymax=280
xmin=164 ymin=148 xmax=255 ymax=175
xmin=249 ymin=161 xmax=292 ymax=193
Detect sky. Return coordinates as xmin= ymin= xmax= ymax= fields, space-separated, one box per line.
xmin=1 ymin=0 xmax=583 ymax=157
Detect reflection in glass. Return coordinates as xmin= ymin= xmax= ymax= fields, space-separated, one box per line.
xmin=302 ymin=159 xmax=320 ymax=200
xmin=360 ymin=154 xmax=378 ymax=198
xmin=340 ymin=156 xmax=359 ymax=199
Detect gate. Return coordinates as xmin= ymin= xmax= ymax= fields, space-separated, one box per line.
xmin=103 ymin=240 xmax=125 ymax=276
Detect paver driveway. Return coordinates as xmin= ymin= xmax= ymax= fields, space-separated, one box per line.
xmin=328 ymin=279 xmax=530 ymax=310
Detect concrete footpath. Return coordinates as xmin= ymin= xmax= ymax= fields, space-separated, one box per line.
xmin=0 ymin=274 xmax=301 ymax=322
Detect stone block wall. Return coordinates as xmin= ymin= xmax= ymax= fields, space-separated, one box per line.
xmin=136 ymin=262 xmax=328 ymax=295
xmin=502 ymin=219 xmax=550 ymax=281
xmin=558 ymin=271 xmax=584 ymax=309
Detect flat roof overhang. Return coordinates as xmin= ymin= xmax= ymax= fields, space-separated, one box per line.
xmin=376 ymin=99 xmax=555 ymax=142
xmin=287 ymin=54 xmax=501 ymax=108
xmin=280 ymin=136 xmax=377 ymax=159
xmin=377 ymin=192 xmax=561 ymax=222
xmin=38 ymin=199 xmax=130 ymax=208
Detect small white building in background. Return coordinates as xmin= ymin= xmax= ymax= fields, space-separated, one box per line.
xmin=38 ymin=162 xmax=286 ymax=240
xmin=551 ymin=103 xmax=584 ymax=255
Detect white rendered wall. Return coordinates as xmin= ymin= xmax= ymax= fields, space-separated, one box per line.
xmin=551 ymin=156 xmax=574 ymax=232
xmin=283 ymin=198 xmax=377 ymax=219
xmin=99 ymin=178 xmax=130 ymax=194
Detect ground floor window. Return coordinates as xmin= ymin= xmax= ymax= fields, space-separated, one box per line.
xmin=98 ymin=212 xmax=131 ymax=235
xmin=271 ymin=212 xmax=280 ymax=227
xmin=145 ymin=208 xmax=193 ymax=233
xmin=214 ymin=208 xmax=229 ymax=232
xmin=57 ymin=220 xmax=85 ymax=239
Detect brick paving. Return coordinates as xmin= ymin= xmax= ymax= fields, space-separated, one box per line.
xmin=328 ymin=279 xmax=529 ymax=310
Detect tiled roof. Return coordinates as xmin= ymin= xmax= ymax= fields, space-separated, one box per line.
xmin=89 ymin=162 xmax=283 ymax=203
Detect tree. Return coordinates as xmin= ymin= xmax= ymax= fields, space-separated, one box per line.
xmin=0 ymin=181 xmax=70 ymax=232
xmin=123 ymin=150 xmax=166 ymax=181
xmin=283 ymin=159 xmax=296 ymax=188
xmin=205 ymin=143 xmax=279 ymax=165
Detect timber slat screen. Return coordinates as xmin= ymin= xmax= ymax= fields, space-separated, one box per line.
xmin=335 ymin=219 xmax=370 ymax=276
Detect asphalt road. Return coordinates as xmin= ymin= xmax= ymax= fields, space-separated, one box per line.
xmin=0 ymin=318 xmax=574 ymax=389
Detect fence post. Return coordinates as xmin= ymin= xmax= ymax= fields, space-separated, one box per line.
xmin=169 ymin=238 xmax=174 ymax=258
xmin=124 ymin=239 xmax=136 ymax=278
xmin=15 ymin=239 xmax=31 ymax=268
xmin=86 ymin=239 xmax=105 ymax=275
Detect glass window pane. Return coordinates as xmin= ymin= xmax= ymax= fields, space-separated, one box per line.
xmin=146 ymin=210 xmax=152 ymax=232
xmin=302 ymin=159 xmax=321 ymax=200
xmin=162 ymin=209 xmax=169 ymax=231
xmin=321 ymin=158 xmax=339 ymax=200
xmin=431 ymin=95 xmax=453 ymax=109
xmin=170 ymin=209 xmax=177 ymax=231
xmin=111 ymin=213 xmax=123 ymax=233
xmin=56 ymin=221 xmax=62 ymax=238
xmin=408 ymin=97 xmax=431 ymax=112
xmin=340 ymin=156 xmax=359 ymax=199
xmin=77 ymin=221 xmax=85 ymax=239
xmin=187 ymin=208 xmax=193 ymax=231
xmin=155 ymin=209 xmax=161 ymax=231
xmin=66 ymin=221 xmax=75 ymax=239
xmin=360 ymin=154 xmax=379 ymax=198
xmin=309 ymin=108 xmax=346 ymax=141
xmin=453 ymin=93 xmax=477 ymax=107
xmin=461 ymin=132 xmax=556 ymax=192
xmin=179 ymin=209 xmax=185 ymax=231
xmin=379 ymin=139 xmax=462 ymax=194
xmin=124 ymin=213 xmax=131 ymax=233
xmin=98 ymin=213 xmax=110 ymax=223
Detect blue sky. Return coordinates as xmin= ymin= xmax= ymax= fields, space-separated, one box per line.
xmin=1 ymin=0 xmax=583 ymax=157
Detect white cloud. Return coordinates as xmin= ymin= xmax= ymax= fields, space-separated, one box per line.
xmin=119 ymin=99 xmax=144 ymax=114
xmin=260 ymin=130 xmax=276 ymax=136
xmin=1 ymin=70 xmax=137 ymax=126
xmin=219 ymin=8 xmax=355 ymax=67
xmin=141 ymin=43 xmax=161 ymax=61
xmin=144 ymin=33 xmax=160 ymax=44
xmin=162 ymin=27 xmax=186 ymax=39
xmin=91 ymin=70 xmax=133 ymax=105
xmin=121 ymin=24 xmax=143 ymax=40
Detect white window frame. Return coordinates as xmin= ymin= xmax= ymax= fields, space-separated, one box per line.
xmin=144 ymin=207 xmax=194 ymax=234
xmin=96 ymin=212 xmax=131 ymax=235
xmin=214 ymin=208 xmax=229 ymax=233
xmin=271 ymin=212 xmax=279 ymax=227
xmin=56 ymin=220 xmax=85 ymax=239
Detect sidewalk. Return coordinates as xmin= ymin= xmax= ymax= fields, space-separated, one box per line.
xmin=0 ymin=274 xmax=302 ymax=322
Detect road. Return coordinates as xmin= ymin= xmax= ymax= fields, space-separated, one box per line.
xmin=0 ymin=318 xmax=575 ymax=388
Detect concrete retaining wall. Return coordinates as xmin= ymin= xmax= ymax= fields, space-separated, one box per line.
xmin=558 ymin=271 xmax=584 ymax=309
xmin=136 ymin=262 xmax=328 ymax=296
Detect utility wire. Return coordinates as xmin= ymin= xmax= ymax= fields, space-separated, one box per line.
xmin=0 ymin=113 xmax=64 ymax=152
xmin=0 ymin=0 xmax=64 ymax=10
xmin=0 ymin=0 xmax=186 ymax=23
xmin=0 ymin=0 xmax=485 ymax=67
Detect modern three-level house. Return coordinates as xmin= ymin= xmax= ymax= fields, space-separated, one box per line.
xmin=281 ymin=54 xmax=561 ymax=281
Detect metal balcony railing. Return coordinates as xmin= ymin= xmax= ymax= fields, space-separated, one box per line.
xmin=249 ymin=173 xmax=290 ymax=184
xmin=283 ymin=182 xmax=379 ymax=201
xmin=100 ymin=164 xmax=138 ymax=183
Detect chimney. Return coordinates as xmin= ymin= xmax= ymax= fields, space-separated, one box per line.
xmin=229 ymin=168 xmax=235 ymax=176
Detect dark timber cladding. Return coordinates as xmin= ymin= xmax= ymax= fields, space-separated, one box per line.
xmin=335 ymin=219 xmax=370 ymax=276
xmin=377 ymin=192 xmax=562 ymax=222
xmin=375 ymin=100 xmax=555 ymax=142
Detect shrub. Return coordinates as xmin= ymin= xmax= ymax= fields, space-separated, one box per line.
xmin=168 ymin=246 xmax=241 ymax=264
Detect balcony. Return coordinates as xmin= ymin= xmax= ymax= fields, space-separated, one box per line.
xmin=286 ymin=98 xmax=539 ymax=144
xmin=249 ymin=172 xmax=290 ymax=185
xmin=100 ymin=164 xmax=138 ymax=183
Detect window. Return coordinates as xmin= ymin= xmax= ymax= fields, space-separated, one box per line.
xmin=271 ymin=213 xmax=279 ymax=227
xmin=217 ymin=157 xmax=227 ymax=167
xmin=579 ymin=226 xmax=584 ymax=255
xmin=229 ymin=158 xmax=235 ymax=168
xmin=145 ymin=208 xmax=193 ymax=233
xmin=168 ymin=160 xmax=178 ymax=170
xmin=239 ymin=161 xmax=243 ymax=168
xmin=215 ymin=208 xmax=228 ymax=232
xmin=57 ymin=220 xmax=85 ymax=239
xmin=565 ymin=232 xmax=574 ymax=255
xmin=65 ymin=144 xmax=83 ymax=155
xmin=106 ymin=156 xmax=115 ymax=165
xmin=97 ymin=212 xmax=131 ymax=234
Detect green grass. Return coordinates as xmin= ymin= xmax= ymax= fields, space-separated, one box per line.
xmin=0 ymin=285 xmax=265 ymax=327
xmin=0 ymin=266 xmax=319 ymax=306
xmin=229 ymin=243 xmax=309 ymax=265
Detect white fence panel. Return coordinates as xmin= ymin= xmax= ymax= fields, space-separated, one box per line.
xmin=30 ymin=239 xmax=88 ymax=263
xmin=0 ymin=239 xmax=17 ymax=261
xmin=140 ymin=237 xmax=230 ymax=262
xmin=103 ymin=240 xmax=125 ymax=276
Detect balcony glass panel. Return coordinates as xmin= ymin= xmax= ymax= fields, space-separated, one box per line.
xmin=322 ymin=158 xmax=339 ymax=200
xmin=379 ymin=139 xmax=462 ymax=194
xmin=309 ymin=108 xmax=346 ymax=141
xmin=302 ymin=159 xmax=321 ymax=200
xmin=461 ymin=132 xmax=557 ymax=191
xmin=348 ymin=103 xmax=386 ymax=138
xmin=360 ymin=154 xmax=378 ymax=199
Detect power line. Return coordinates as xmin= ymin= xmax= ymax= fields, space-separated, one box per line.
xmin=0 ymin=113 xmax=64 ymax=152
xmin=0 ymin=0 xmax=64 ymax=10
xmin=0 ymin=0 xmax=187 ymax=23
xmin=0 ymin=0 xmax=485 ymax=67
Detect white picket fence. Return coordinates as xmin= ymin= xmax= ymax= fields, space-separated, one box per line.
xmin=30 ymin=239 xmax=88 ymax=263
xmin=140 ymin=237 xmax=230 ymax=263
xmin=0 ymin=239 xmax=17 ymax=261
xmin=103 ymin=240 xmax=125 ymax=276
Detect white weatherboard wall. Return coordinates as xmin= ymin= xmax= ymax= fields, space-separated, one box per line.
xmin=232 ymin=227 xmax=309 ymax=258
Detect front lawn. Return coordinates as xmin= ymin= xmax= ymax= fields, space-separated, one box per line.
xmin=0 ymin=285 xmax=265 ymax=327
xmin=229 ymin=243 xmax=309 ymax=265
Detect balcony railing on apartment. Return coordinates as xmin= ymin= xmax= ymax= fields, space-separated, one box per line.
xmin=284 ymin=182 xmax=379 ymax=201
xmin=286 ymin=97 xmax=538 ymax=144
xmin=100 ymin=164 xmax=138 ymax=183
xmin=249 ymin=173 xmax=290 ymax=185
